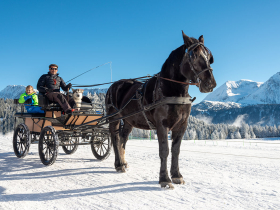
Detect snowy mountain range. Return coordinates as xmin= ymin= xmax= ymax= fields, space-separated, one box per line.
xmin=0 ymin=85 xmax=35 ymax=100
xmin=0 ymin=85 xmax=108 ymax=99
xmin=1 ymin=72 xmax=280 ymax=126
xmin=83 ymin=88 xmax=108 ymax=96
xmin=191 ymin=72 xmax=280 ymax=126
xmin=3 ymin=72 xmax=279 ymax=105
xmin=203 ymin=80 xmax=263 ymax=105
xmin=202 ymin=72 xmax=280 ymax=106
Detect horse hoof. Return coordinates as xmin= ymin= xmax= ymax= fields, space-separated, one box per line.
xmin=172 ymin=178 xmax=185 ymax=185
xmin=116 ymin=166 xmax=126 ymax=173
xmin=160 ymin=182 xmax=174 ymax=189
xmin=124 ymin=163 xmax=129 ymax=168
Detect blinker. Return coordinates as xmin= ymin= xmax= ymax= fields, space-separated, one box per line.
xmin=188 ymin=50 xmax=196 ymax=60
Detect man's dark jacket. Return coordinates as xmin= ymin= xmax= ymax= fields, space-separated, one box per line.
xmin=37 ymin=72 xmax=68 ymax=94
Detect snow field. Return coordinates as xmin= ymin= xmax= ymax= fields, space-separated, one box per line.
xmin=0 ymin=133 xmax=279 ymax=210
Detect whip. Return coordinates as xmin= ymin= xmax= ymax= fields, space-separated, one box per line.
xmin=66 ymin=61 xmax=112 ymax=83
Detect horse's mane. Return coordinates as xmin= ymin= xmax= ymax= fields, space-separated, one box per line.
xmin=160 ymin=45 xmax=186 ymax=77
xmin=160 ymin=37 xmax=199 ymax=77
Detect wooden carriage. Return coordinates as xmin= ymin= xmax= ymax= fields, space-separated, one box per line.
xmin=13 ymin=94 xmax=111 ymax=166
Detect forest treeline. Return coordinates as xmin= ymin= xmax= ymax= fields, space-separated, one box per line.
xmin=1 ymin=93 xmax=280 ymax=139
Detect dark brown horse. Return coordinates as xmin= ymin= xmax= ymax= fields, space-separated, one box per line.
xmin=105 ymin=31 xmax=216 ymax=189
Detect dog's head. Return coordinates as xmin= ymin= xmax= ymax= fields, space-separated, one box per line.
xmin=72 ymin=88 xmax=84 ymax=100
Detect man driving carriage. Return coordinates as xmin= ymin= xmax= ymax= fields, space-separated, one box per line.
xmin=37 ymin=64 xmax=75 ymax=114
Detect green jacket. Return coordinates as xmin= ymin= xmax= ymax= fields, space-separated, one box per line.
xmin=19 ymin=92 xmax=39 ymax=105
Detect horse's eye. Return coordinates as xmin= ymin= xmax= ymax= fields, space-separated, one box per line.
xmin=189 ymin=51 xmax=196 ymax=60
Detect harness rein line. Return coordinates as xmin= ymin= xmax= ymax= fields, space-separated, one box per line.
xmin=73 ymin=75 xmax=199 ymax=88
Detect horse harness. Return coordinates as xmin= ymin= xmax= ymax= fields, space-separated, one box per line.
xmin=136 ymin=75 xmax=195 ymax=130
xmin=107 ymin=42 xmax=213 ymax=130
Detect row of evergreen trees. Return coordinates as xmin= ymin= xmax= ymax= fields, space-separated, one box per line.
xmin=1 ymin=94 xmax=280 ymax=140
xmin=131 ymin=115 xmax=280 ymax=140
xmin=0 ymin=98 xmax=23 ymax=134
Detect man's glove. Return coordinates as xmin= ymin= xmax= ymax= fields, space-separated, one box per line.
xmin=66 ymin=83 xmax=72 ymax=90
xmin=24 ymin=95 xmax=32 ymax=101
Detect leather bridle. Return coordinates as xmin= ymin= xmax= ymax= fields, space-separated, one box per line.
xmin=181 ymin=42 xmax=213 ymax=84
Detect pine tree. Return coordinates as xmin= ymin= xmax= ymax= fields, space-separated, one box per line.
xmin=235 ymin=130 xmax=241 ymax=139
xmin=211 ymin=130 xmax=219 ymax=140
xmin=240 ymin=123 xmax=249 ymax=139
xmin=189 ymin=129 xmax=197 ymax=140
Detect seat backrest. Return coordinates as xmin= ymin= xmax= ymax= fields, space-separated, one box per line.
xmin=14 ymin=98 xmax=32 ymax=104
xmin=38 ymin=94 xmax=48 ymax=107
xmin=38 ymin=93 xmax=62 ymax=111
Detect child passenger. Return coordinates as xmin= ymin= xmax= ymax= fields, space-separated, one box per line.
xmin=19 ymin=85 xmax=44 ymax=114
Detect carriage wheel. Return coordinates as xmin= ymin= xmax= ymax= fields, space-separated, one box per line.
xmin=91 ymin=131 xmax=112 ymax=160
xmin=38 ymin=126 xmax=59 ymax=166
xmin=62 ymin=137 xmax=79 ymax=155
xmin=13 ymin=123 xmax=31 ymax=158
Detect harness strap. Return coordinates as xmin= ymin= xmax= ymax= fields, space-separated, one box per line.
xmin=106 ymin=75 xmax=195 ymax=131
xmin=106 ymin=86 xmax=119 ymax=111
xmin=156 ymin=76 xmax=199 ymax=86
xmin=137 ymin=81 xmax=156 ymax=130
xmin=161 ymin=96 xmax=193 ymax=104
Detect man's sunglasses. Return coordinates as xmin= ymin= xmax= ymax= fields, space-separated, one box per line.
xmin=50 ymin=68 xmax=58 ymax=70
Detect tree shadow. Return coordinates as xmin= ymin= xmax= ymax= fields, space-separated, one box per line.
xmin=0 ymin=181 xmax=160 ymax=202
xmin=0 ymin=152 xmax=161 ymax=203
xmin=0 ymin=152 xmax=115 ymax=181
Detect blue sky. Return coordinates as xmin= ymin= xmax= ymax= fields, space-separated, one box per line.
xmin=1 ymin=0 xmax=279 ymax=103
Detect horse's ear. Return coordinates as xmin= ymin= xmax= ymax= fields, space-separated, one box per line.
xmin=182 ymin=30 xmax=193 ymax=47
xmin=198 ymin=35 xmax=204 ymax=44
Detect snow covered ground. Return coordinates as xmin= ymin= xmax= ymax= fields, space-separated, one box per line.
xmin=0 ymin=133 xmax=279 ymax=210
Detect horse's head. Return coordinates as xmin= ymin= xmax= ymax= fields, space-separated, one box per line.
xmin=180 ymin=31 xmax=216 ymax=93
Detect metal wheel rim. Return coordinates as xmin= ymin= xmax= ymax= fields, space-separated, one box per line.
xmin=42 ymin=131 xmax=56 ymax=161
xmin=63 ymin=138 xmax=77 ymax=151
xmin=16 ymin=125 xmax=28 ymax=155
xmin=93 ymin=133 xmax=109 ymax=156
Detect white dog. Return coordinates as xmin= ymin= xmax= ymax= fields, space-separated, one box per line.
xmin=72 ymin=88 xmax=84 ymax=111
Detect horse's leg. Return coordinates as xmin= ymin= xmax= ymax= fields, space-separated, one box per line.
xmin=157 ymin=125 xmax=174 ymax=189
xmin=119 ymin=120 xmax=133 ymax=169
xmin=170 ymin=123 xmax=188 ymax=185
xmin=109 ymin=120 xmax=125 ymax=172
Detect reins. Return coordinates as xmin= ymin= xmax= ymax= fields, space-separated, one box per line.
xmin=72 ymin=75 xmax=199 ymax=88
xmin=72 ymin=76 xmax=152 ymax=87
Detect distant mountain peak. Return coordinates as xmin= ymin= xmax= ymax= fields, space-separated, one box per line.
xmin=201 ymin=71 xmax=280 ymax=109
xmin=0 ymin=85 xmax=32 ymax=100
xmin=203 ymin=78 xmax=264 ymax=104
